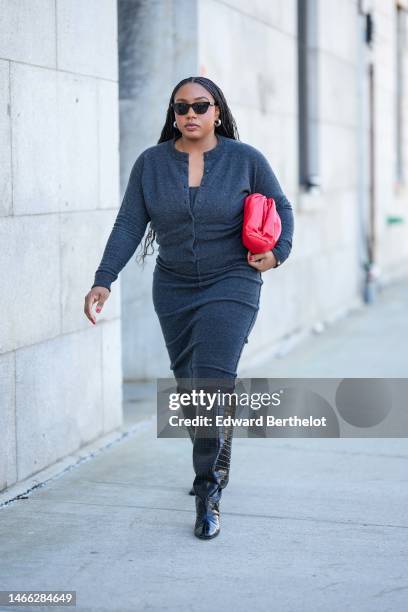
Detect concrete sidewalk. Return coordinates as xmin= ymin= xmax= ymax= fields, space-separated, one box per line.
xmin=1 ymin=278 xmax=408 ymax=612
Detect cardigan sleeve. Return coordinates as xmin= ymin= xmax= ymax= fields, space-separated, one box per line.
xmin=91 ymin=153 xmax=151 ymax=292
xmin=252 ymin=150 xmax=294 ymax=265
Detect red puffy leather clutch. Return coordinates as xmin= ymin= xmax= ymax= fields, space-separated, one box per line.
xmin=242 ymin=192 xmax=282 ymax=253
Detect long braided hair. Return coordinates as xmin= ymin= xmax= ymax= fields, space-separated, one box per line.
xmin=135 ymin=76 xmax=240 ymax=265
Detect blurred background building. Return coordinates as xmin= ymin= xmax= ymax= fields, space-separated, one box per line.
xmin=1 ymin=0 xmax=407 ymax=494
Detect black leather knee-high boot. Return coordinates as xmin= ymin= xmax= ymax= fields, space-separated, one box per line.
xmin=213 ymin=391 xmax=236 ymax=491
xmin=187 ymin=390 xmax=236 ymax=496
xmin=177 ymin=383 xmax=197 ymax=496
xmin=192 ymin=383 xmax=237 ymax=540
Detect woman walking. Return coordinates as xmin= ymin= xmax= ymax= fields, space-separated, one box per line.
xmin=84 ymin=76 xmax=294 ymax=540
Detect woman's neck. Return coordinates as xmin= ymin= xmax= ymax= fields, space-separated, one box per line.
xmin=175 ymin=133 xmax=219 ymax=155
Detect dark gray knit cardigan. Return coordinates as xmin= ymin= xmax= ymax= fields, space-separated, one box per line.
xmin=92 ymin=134 xmax=294 ymax=291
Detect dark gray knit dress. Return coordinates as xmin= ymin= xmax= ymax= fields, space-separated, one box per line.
xmin=92 ymin=134 xmax=294 ymax=384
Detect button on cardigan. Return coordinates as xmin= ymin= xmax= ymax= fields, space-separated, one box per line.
xmin=92 ymin=134 xmax=294 ymax=292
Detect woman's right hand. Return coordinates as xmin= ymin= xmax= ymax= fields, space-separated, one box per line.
xmin=84 ymin=286 xmax=111 ymax=325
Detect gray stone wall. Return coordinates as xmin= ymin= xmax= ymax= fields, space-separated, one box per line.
xmin=0 ymin=0 xmax=121 ymax=492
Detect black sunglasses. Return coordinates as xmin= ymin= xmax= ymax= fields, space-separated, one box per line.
xmin=172 ymin=101 xmax=217 ymax=115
